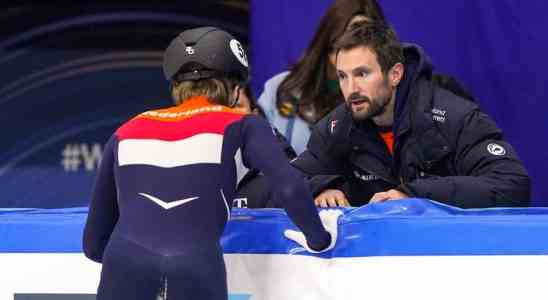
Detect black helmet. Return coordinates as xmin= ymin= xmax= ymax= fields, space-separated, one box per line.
xmin=163 ymin=26 xmax=249 ymax=83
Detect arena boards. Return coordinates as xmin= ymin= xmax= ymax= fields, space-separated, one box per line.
xmin=2 ymin=199 xmax=548 ymax=299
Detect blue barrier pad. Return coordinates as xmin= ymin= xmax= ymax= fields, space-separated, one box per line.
xmin=2 ymin=199 xmax=548 ymax=256
xmin=0 ymin=207 xmax=88 ymax=252
xmin=224 ymin=199 xmax=548 ymax=256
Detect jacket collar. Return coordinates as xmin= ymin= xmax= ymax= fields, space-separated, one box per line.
xmin=393 ymin=44 xmax=433 ymax=137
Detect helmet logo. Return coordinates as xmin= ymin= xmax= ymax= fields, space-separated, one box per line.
xmin=185 ymin=46 xmax=195 ymax=55
xmin=230 ymin=39 xmax=248 ymax=67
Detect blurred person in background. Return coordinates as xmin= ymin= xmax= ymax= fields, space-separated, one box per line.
xmin=233 ymin=85 xmax=298 ymax=208
xmin=83 ymin=26 xmax=339 ymax=300
xmin=258 ymin=0 xmax=386 ymax=155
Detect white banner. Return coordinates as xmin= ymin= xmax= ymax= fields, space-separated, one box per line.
xmin=3 ymin=253 xmax=548 ymax=300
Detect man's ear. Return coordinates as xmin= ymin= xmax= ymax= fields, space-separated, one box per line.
xmin=388 ymin=62 xmax=404 ymax=87
xmin=232 ymin=85 xmax=241 ymax=99
xmin=230 ymin=85 xmax=241 ymax=107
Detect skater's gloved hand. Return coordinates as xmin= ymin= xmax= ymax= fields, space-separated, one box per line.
xmin=284 ymin=209 xmax=342 ymax=253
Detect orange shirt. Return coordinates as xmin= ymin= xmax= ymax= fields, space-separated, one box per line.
xmin=380 ymin=131 xmax=394 ymax=155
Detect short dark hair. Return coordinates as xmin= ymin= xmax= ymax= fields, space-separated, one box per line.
xmin=170 ymin=65 xmax=239 ymax=106
xmin=333 ymin=21 xmax=404 ymax=74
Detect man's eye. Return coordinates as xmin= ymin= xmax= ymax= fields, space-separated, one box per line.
xmin=337 ymin=73 xmax=346 ymax=80
xmin=359 ymin=71 xmax=368 ymax=78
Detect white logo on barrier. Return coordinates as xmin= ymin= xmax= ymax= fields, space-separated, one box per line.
xmin=230 ymin=39 xmax=248 ymax=67
xmin=61 ymin=143 xmax=103 ymax=172
xmin=487 ymin=143 xmax=506 ymax=156
xmin=139 ymin=192 xmax=199 ymax=210
xmin=233 ymin=197 xmax=248 ymax=208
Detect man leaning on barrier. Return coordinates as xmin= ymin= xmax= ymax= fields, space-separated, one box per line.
xmin=292 ymin=21 xmax=530 ymax=208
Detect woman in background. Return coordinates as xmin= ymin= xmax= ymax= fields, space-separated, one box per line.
xmin=258 ymin=0 xmax=386 ymax=154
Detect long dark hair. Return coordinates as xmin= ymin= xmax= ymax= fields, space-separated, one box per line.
xmin=276 ymin=0 xmax=385 ymax=123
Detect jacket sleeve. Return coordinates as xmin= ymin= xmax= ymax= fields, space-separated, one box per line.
xmin=82 ymin=135 xmax=119 ymax=263
xmin=235 ymin=127 xmax=298 ymax=209
xmin=291 ymin=110 xmax=350 ymax=196
xmin=292 ymin=151 xmax=346 ymax=197
xmin=401 ymin=109 xmax=530 ymax=208
xmin=241 ymin=116 xmax=331 ymax=250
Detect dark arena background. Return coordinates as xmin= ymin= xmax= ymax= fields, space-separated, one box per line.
xmin=0 ymin=1 xmax=248 ymax=208
xmin=2 ymin=1 xmax=548 ymax=300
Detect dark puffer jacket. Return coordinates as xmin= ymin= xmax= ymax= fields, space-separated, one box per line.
xmin=292 ymin=44 xmax=530 ymax=208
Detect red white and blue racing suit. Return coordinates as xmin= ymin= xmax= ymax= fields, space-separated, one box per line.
xmin=83 ymin=96 xmax=330 ymax=300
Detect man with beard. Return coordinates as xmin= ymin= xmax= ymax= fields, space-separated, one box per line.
xmin=292 ymin=21 xmax=530 ymax=208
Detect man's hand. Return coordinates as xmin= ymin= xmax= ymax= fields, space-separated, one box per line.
xmin=284 ymin=209 xmax=342 ymax=253
xmin=314 ymin=189 xmax=350 ymax=207
xmin=369 ymin=189 xmax=409 ymax=204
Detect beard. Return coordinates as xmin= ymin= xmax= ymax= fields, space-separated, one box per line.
xmin=346 ymin=91 xmax=392 ymax=122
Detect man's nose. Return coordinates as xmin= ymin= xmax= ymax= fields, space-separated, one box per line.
xmin=346 ymin=77 xmax=359 ymax=94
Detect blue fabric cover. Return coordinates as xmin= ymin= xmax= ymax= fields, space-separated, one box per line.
xmin=3 ymin=199 xmax=548 ymax=256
